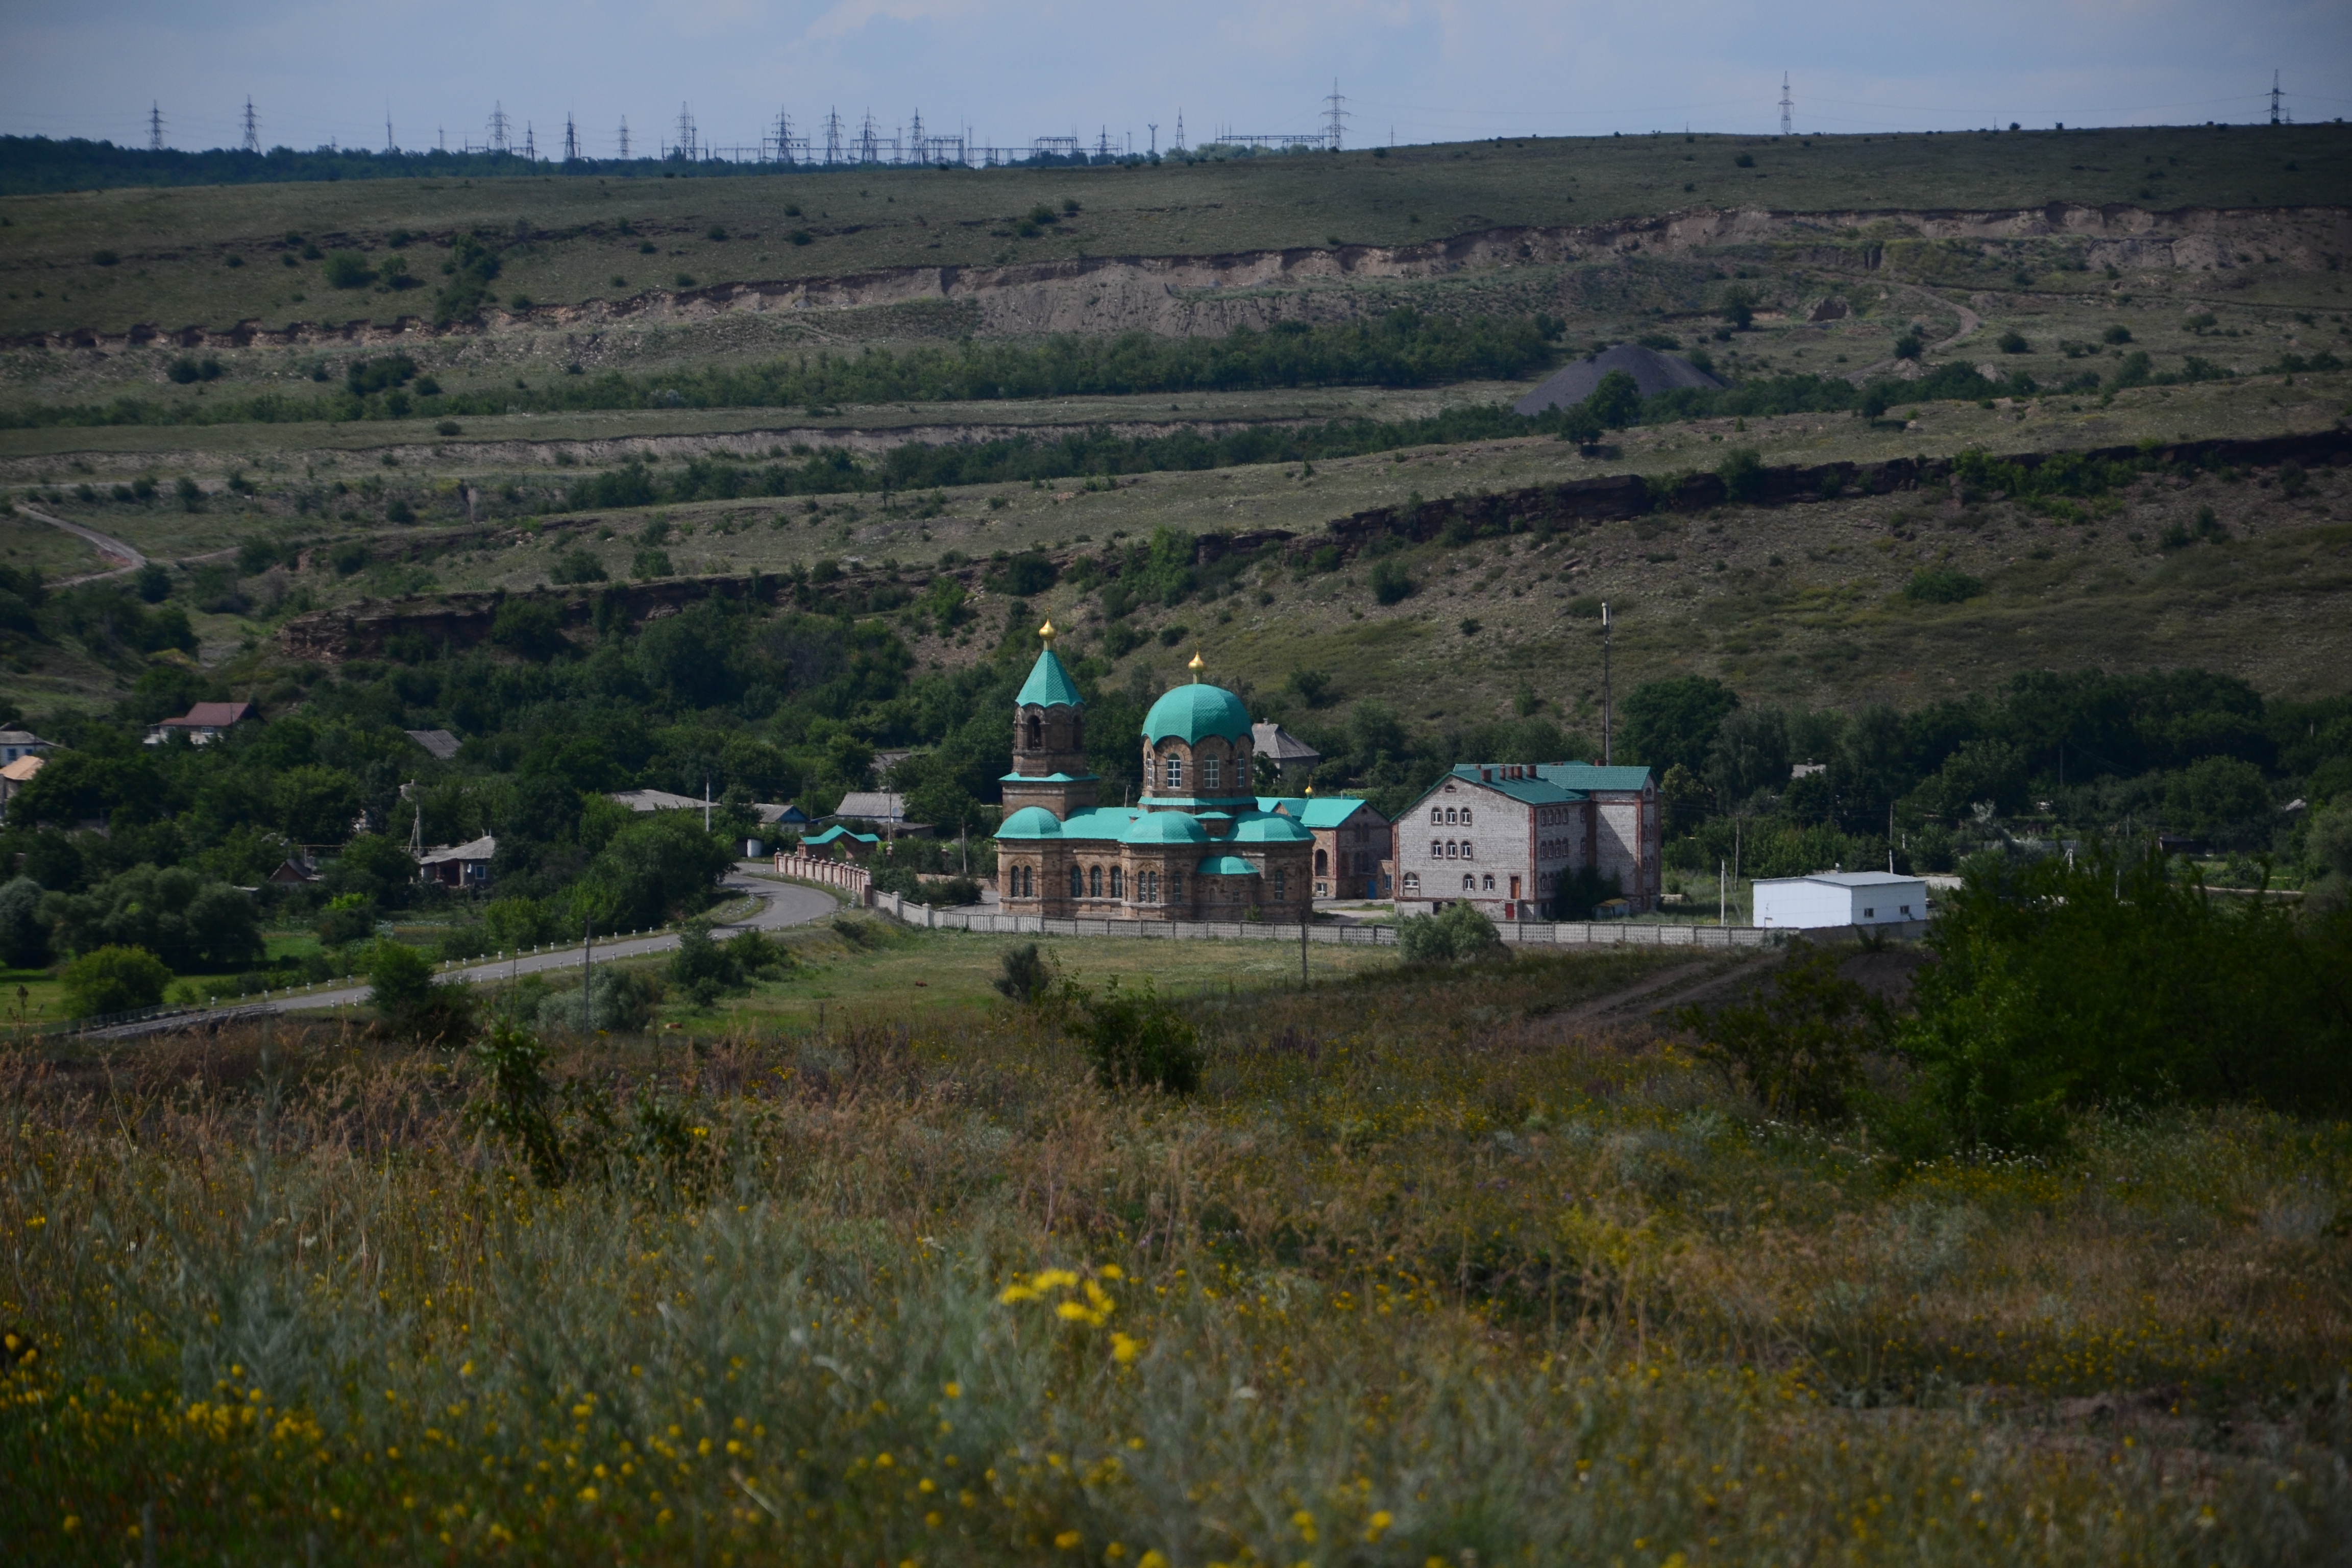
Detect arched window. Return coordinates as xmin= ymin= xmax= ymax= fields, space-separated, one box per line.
xmin=1110 ymin=866 xmax=1123 ymax=899
xmin=1462 ymin=840 xmax=1475 ymax=860
xmin=1429 ymin=807 xmax=1442 ymax=824
xmin=1462 ymin=874 xmax=1476 ymax=892
xmin=1168 ymin=871 xmax=1183 ymax=903
xmin=1142 ymin=871 xmax=1157 ymax=902
xmin=1089 ymin=865 xmax=1102 ymax=898
xmin=1071 ymin=715 xmax=1083 ymax=748
xmin=1483 ymin=873 xmax=1496 ymax=891
xmin=1461 ymin=808 xmax=1473 ymax=827
xmin=1024 ymin=713 xmax=1043 ymax=749
xmin=1070 ymin=865 xmax=1083 ymax=898
xmin=1402 ymin=872 xmax=1420 ymax=894
xmin=1314 ymin=849 xmax=1328 ymax=874
xmin=1430 ymin=839 xmax=1441 ymax=857
xmin=1444 ymin=807 xmax=1457 ymax=824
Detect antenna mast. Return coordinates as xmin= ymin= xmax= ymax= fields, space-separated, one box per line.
xmin=1325 ymin=79 xmax=1348 ymax=150
xmin=1779 ymin=72 xmax=1793 ymax=137
xmin=147 ymin=102 xmax=164 ymax=153
xmin=241 ymin=97 xmax=260 ymax=153
xmin=1601 ymin=601 xmax=1613 ymax=766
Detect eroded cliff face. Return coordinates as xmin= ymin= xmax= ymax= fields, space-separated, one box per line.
xmin=21 ymin=204 xmax=2348 ymax=353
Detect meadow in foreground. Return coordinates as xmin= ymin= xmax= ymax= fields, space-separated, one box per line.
xmin=4 ymin=945 xmax=2348 ymax=1565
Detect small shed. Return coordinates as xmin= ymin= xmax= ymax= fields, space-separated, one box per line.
xmin=1752 ymin=871 xmax=1929 ymax=930
xmin=418 ymin=834 xmax=497 ymax=889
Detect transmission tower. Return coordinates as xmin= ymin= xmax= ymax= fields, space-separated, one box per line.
xmin=241 ymin=97 xmax=260 ymax=153
xmin=1325 ymin=79 xmax=1349 ymax=150
xmin=2270 ymin=70 xmax=2289 ymax=126
xmin=774 ymin=107 xmax=793 ymax=162
xmin=617 ymin=116 xmax=630 ymax=159
xmin=488 ymin=102 xmax=511 ymax=154
xmin=523 ymin=121 xmax=536 ymax=161
xmin=910 ymin=107 xmax=925 ymax=159
xmin=1779 ymin=72 xmax=1793 ymax=137
xmin=857 ymin=110 xmax=880 ymax=164
xmin=675 ymin=102 xmax=697 ymax=160
xmin=563 ymin=112 xmax=578 ymax=162
xmin=147 ymin=102 xmax=164 ymax=153
xmin=1174 ymin=108 xmax=1185 ymax=151
xmin=823 ymin=108 xmax=844 ymax=166
xmin=385 ymin=107 xmax=397 ymax=155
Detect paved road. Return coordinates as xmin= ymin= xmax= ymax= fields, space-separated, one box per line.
xmin=14 ymin=503 xmax=149 ymax=584
xmin=87 ymin=867 xmax=841 ymax=1037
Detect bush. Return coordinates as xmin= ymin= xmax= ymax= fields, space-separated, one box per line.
xmin=1879 ymin=847 xmax=2352 ymax=1156
xmin=536 ymin=967 xmax=665 ymax=1034
xmin=1062 ymin=977 xmax=1200 ymax=1094
xmin=1996 ymin=330 xmax=2030 ymax=354
xmin=316 ymin=893 xmax=377 ymax=947
xmin=0 ymin=876 xmax=47 ymax=968
xmin=58 ymin=945 xmax=172 ymax=1018
xmin=323 ymin=250 xmax=374 ymax=289
xmin=993 ymin=942 xmax=1055 ymax=1004
xmin=369 ymin=939 xmax=477 ymax=1045
xmin=1369 ymin=556 xmax=1415 ymax=605
xmin=551 ymin=549 xmax=608 ymax=584
xmin=1716 ymin=446 xmax=1765 ymax=502
xmin=1398 ymin=900 xmax=1504 ymax=963
xmin=1902 ymin=567 xmax=1985 ymax=604
xmin=1677 ymin=941 xmax=1877 ymax=1119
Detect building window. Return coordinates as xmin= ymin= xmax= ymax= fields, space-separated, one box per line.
xmin=1461 ymin=808 xmax=1472 ymax=827
xmin=1444 ymin=807 xmax=1457 ymax=824
xmin=1089 ymin=865 xmax=1102 ymax=898
xmin=1110 ymin=866 xmax=1123 ymax=899
xmin=1484 ymin=874 xmax=1496 ymax=891
xmin=1168 ymin=871 xmax=1183 ymax=903
xmin=1403 ymin=872 xmax=1420 ymax=894
xmin=1461 ymin=840 xmax=1474 ymax=860
xmin=1205 ymin=756 xmax=1221 ymax=790
xmin=1165 ymin=755 xmax=1184 ymax=791
xmin=1462 ymin=874 xmax=1476 ymax=892
xmin=1142 ymin=871 xmax=1157 ymax=902
xmin=1314 ymin=849 xmax=1328 ymax=874
xmin=1863 ymin=907 xmax=1874 ymax=918
xmin=1274 ymin=868 xmax=1286 ymax=898
xmin=1431 ymin=839 xmax=1442 ymax=858
xmin=1070 ymin=865 xmax=1083 ymax=898
xmin=1025 ymin=714 xmax=1043 ymax=749
xmin=1430 ymin=807 xmax=1442 ymax=825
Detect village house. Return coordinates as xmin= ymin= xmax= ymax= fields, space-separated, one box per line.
xmin=1393 ymin=762 xmax=1660 ymax=921
xmin=418 ymin=835 xmax=497 ymax=889
xmin=0 ymin=728 xmax=53 ymax=766
xmin=1257 ymin=792 xmax=1393 ymax=901
xmin=144 ymin=701 xmax=258 ymax=746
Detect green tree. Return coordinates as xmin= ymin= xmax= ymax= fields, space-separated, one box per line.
xmin=323 ymin=250 xmax=374 ymax=289
xmin=1060 ymin=976 xmax=1200 ymax=1094
xmin=1677 ymin=941 xmax=1876 ymax=1119
xmin=40 ymin=865 xmax=264 ymax=970
xmin=491 ymin=600 xmax=568 ymax=661
xmin=369 ymin=939 xmax=477 ymax=1044
xmin=1620 ymin=675 xmax=1739 ymax=778
xmin=0 ymin=875 xmax=50 ymax=967
xmin=59 ymin=944 xmax=172 ymax=1017
xmin=2165 ymin=755 xmax=2273 ymax=848
xmin=1584 ymin=370 xmax=1643 ymax=431
xmin=273 ymin=764 xmax=363 ymax=846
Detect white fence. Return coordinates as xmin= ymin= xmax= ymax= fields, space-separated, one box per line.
xmin=774 ymin=853 xmax=873 ymax=900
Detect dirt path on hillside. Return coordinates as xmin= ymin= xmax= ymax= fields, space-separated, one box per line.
xmin=1543 ymin=951 xmax=1774 ymax=1031
xmin=14 ymin=503 xmax=145 ymax=583
xmin=1845 ymin=284 xmax=1983 ymax=383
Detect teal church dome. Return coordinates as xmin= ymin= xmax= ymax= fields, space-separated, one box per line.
xmin=1141 ymin=682 xmax=1252 ymax=746
xmin=996 ymin=806 xmax=1066 ymax=839
xmin=1120 ymin=812 xmax=1210 ymax=845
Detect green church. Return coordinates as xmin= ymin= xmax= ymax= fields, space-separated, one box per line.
xmin=994 ymin=625 xmax=1315 ymax=921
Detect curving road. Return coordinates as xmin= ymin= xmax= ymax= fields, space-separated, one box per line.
xmin=13 ymin=503 xmax=149 ymax=584
xmin=88 ymin=866 xmax=842 ymax=1037
xmin=1844 ymin=284 xmax=1984 ymax=384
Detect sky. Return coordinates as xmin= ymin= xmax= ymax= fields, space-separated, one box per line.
xmin=0 ymin=0 xmax=2346 ymax=158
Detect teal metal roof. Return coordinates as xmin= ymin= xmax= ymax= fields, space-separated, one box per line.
xmin=1228 ymin=812 xmax=1313 ymax=844
xmin=994 ymin=806 xmax=1065 ymax=840
xmin=1535 ymin=763 xmax=1653 ymax=793
xmin=997 ymin=771 xmax=1096 ymax=783
xmin=804 ymin=825 xmax=879 ymax=846
xmin=1142 ymin=682 xmax=1252 ymax=745
xmin=1056 ymin=807 xmax=1147 ymax=841
xmin=1445 ymin=766 xmax=1584 ymax=805
xmin=1257 ymin=795 xmax=1377 ymax=829
xmin=1016 ymin=647 xmax=1084 ymax=709
xmin=1196 ymin=854 xmax=1259 ymax=876
xmin=1122 ymin=811 xmax=1211 ymax=846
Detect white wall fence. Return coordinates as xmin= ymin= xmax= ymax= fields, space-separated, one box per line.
xmin=775 ymin=853 xmax=873 ymax=900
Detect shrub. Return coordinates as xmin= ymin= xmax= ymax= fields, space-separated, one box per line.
xmin=316 ymin=892 xmax=377 ymax=947
xmin=323 ymin=250 xmax=374 ymax=289
xmin=1733 ymin=152 xmax=1754 ymax=168
xmin=133 ymin=562 xmax=171 ymax=603
xmin=1893 ymin=331 xmax=1924 ymax=361
xmin=992 ymin=942 xmax=1054 ymax=1003
xmin=59 ymin=945 xmax=172 ymax=1018
xmin=1996 ymin=330 xmax=2030 ymax=354
xmin=632 ymin=547 xmax=673 ymax=580
xmin=1676 ymin=941 xmax=1878 ymax=1119
xmin=2102 ymin=325 xmax=2134 ymax=345
xmin=1398 ymin=900 xmax=1504 ymax=963
xmin=551 ymin=549 xmax=608 ymax=584
xmin=1061 ymin=977 xmax=1200 ymax=1094
xmin=1585 ymin=369 xmax=1644 ymax=430
xmin=1719 ymin=285 xmax=1755 ymax=330
xmin=0 ymin=876 xmax=47 ymax=968
xmin=1716 ymin=446 xmax=1766 ymax=502
xmin=1369 ymin=556 xmax=1415 ymax=605
xmin=369 ymin=939 xmax=477 ymax=1045
xmin=1902 ymin=567 xmax=1984 ymax=604
xmin=536 ymin=967 xmax=665 ymax=1034
xmin=91 ymin=249 xmax=119 ymax=266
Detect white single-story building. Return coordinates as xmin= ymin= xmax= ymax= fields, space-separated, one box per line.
xmin=1752 ymin=871 xmax=1930 ymax=930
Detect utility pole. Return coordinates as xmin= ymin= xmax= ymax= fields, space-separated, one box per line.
xmin=1147 ymin=123 xmax=1158 ymax=155
xmin=676 ymin=103 xmax=697 ymax=160
xmin=1174 ymin=109 xmax=1184 ymax=152
xmin=581 ymin=917 xmax=593 ymax=1033
xmin=523 ymin=122 xmax=536 ymax=162
xmin=1779 ymin=72 xmax=1794 ymax=137
xmin=703 ymin=776 xmax=712 ymax=834
xmin=385 ymin=108 xmax=397 ymax=155
xmin=147 ymin=102 xmax=165 ymax=153
xmin=823 ymin=107 xmax=844 ymax=166
xmin=1719 ymin=859 xmax=1727 ymax=926
xmin=1600 ymin=601 xmax=1613 ymax=766
xmin=241 ymin=97 xmax=260 ymax=154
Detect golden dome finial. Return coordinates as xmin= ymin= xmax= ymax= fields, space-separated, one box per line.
xmin=1038 ymin=619 xmax=1057 ymax=646
xmin=1305 ymin=783 xmax=1315 ymax=796
xmin=1188 ymin=650 xmax=1205 ymax=683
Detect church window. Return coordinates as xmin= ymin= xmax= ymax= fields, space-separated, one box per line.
xmin=1024 ymin=714 xmax=1043 ymax=749
xmin=1142 ymin=871 xmax=1157 ymax=902
xmin=1205 ymin=756 xmax=1221 ymax=790
xmin=1274 ymin=867 xmax=1286 ymax=898
xmin=1110 ymin=866 xmax=1123 ymax=899
xmin=1070 ymin=865 xmax=1083 ymax=898
xmin=1314 ymin=849 xmax=1328 ymax=875
xmin=1089 ymin=865 xmax=1102 ymax=898
xmin=1165 ymin=754 xmax=1184 ymax=791
xmin=1169 ymin=871 xmax=1183 ymax=902
xmin=1071 ymin=715 xmax=1083 ymax=748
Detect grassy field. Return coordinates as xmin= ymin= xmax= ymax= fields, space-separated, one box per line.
xmin=4 ymin=123 xmax=2347 ymax=337
xmin=5 ymin=944 xmax=2348 ymax=1564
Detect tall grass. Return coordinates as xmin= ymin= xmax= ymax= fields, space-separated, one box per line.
xmin=4 ymin=953 xmax=2347 ymax=1563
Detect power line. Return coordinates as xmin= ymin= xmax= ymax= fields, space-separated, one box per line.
xmin=2270 ymin=70 xmax=2290 ymax=126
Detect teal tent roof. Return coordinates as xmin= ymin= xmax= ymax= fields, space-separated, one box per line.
xmin=1228 ymin=812 xmax=1313 ymax=844
xmin=804 ymin=825 xmax=879 ymax=846
xmin=1196 ymin=854 xmax=1259 ymax=876
xmin=994 ymin=806 xmax=1065 ymax=840
xmin=1142 ymin=682 xmax=1252 ymax=746
xmin=1258 ymin=795 xmax=1377 ymax=829
xmin=1017 ymin=647 xmax=1084 ymax=710
xmin=1121 ymin=811 xmax=1210 ymax=846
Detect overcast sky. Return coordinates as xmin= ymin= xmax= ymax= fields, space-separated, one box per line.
xmin=2 ymin=0 xmax=2345 ymax=157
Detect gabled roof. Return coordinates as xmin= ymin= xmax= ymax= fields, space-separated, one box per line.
xmin=1534 ymin=763 xmax=1653 ymax=793
xmin=419 ymin=834 xmax=497 ymax=866
xmin=1257 ymin=795 xmax=1379 ymax=829
xmin=158 ymin=701 xmax=257 ymax=729
xmin=1250 ymin=722 xmax=1321 ymax=763
xmin=830 ymin=791 xmax=910 ymax=822
xmin=1017 ymin=647 xmax=1084 ymax=709
xmin=1443 ymin=765 xmax=1585 ymax=805
xmin=1 ymin=755 xmax=42 ymax=783
xmin=804 ymin=825 xmax=879 ymax=846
